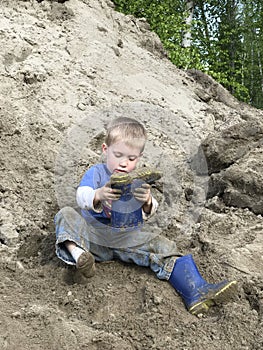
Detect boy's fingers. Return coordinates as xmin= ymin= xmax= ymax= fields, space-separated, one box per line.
xmin=134 ymin=187 xmax=149 ymax=195
xmin=105 ymin=182 xmax=121 ymax=193
xmin=111 ymin=191 xmax=121 ymax=200
xmin=134 ymin=183 xmax=151 ymax=191
xmin=134 ymin=189 xmax=147 ymax=197
xmin=141 ymin=183 xmax=151 ymax=189
xmin=112 ymin=188 xmax=122 ymax=194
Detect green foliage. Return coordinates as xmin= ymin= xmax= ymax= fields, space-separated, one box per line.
xmin=209 ymin=70 xmax=250 ymax=102
xmin=113 ymin=0 xmax=202 ymax=69
xmin=113 ymin=0 xmax=263 ymax=108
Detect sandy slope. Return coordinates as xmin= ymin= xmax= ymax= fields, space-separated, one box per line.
xmin=1 ymin=1 xmax=263 ymax=349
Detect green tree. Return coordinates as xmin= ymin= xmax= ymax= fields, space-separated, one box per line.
xmin=113 ymin=0 xmax=263 ymax=108
xmin=113 ymin=0 xmax=202 ymax=68
xmin=192 ymin=0 xmax=249 ymax=102
xmin=242 ymin=1 xmax=263 ymax=108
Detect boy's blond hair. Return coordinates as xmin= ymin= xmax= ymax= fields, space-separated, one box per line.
xmin=105 ymin=117 xmax=147 ymax=151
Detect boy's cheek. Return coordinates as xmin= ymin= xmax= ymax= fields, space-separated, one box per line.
xmin=129 ymin=161 xmax=139 ymax=171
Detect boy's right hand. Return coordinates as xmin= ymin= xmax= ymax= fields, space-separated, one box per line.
xmin=94 ymin=182 xmax=122 ymax=203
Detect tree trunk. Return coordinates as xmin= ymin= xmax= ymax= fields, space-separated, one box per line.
xmin=257 ymin=50 xmax=263 ymax=96
xmin=182 ymin=0 xmax=195 ymax=48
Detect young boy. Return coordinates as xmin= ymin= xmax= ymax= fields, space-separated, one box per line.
xmin=55 ymin=117 xmax=237 ymax=315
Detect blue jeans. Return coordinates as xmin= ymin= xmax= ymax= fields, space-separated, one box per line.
xmin=55 ymin=207 xmax=180 ymax=281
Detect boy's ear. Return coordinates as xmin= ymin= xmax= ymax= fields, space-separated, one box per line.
xmin=102 ymin=143 xmax=108 ymax=154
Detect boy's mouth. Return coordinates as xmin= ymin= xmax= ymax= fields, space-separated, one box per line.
xmin=114 ymin=169 xmax=128 ymax=173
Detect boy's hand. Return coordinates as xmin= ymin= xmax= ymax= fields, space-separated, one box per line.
xmin=133 ymin=183 xmax=152 ymax=206
xmin=94 ymin=182 xmax=121 ymax=203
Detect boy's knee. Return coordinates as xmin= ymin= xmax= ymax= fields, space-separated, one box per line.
xmin=55 ymin=206 xmax=78 ymax=223
xmin=60 ymin=206 xmax=76 ymax=215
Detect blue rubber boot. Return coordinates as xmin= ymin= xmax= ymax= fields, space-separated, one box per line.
xmin=110 ymin=167 xmax=162 ymax=230
xmin=111 ymin=181 xmax=143 ymax=230
xmin=169 ymin=255 xmax=237 ymax=315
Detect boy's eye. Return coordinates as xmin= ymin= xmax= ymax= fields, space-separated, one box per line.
xmin=113 ymin=153 xmax=138 ymax=161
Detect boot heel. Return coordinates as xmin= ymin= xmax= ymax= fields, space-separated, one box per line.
xmin=189 ymin=300 xmax=213 ymax=315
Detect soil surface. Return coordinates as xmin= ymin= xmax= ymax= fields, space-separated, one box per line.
xmin=1 ymin=1 xmax=263 ymax=349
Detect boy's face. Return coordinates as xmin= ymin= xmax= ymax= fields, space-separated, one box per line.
xmin=102 ymin=141 xmax=143 ymax=174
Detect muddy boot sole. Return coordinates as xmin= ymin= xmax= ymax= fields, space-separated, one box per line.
xmin=189 ymin=280 xmax=238 ymax=316
xmin=110 ymin=167 xmax=162 ymax=186
xmin=110 ymin=172 xmax=131 ymax=186
xmin=131 ymin=167 xmax=162 ymax=184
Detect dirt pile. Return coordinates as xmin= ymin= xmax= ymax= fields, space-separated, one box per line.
xmin=1 ymin=0 xmax=263 ymax=349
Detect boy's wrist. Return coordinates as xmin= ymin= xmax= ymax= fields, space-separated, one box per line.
xmin=143 ymin=195 xmax=152 ymax=214
xmin=146 ymin=195 xmax=152 ymax=206
xmin=94 ymin=189 xmax=101 ymax=205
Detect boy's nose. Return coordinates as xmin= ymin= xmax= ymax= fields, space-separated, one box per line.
xmin=119 ymin=157 xmax=128 ymax=167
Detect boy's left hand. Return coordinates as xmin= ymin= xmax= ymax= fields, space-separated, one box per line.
xmin=133 ymin=183 xmax=152 ymax=205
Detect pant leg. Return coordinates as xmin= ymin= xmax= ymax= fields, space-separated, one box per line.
xmin=112 ymin=235 xmax=182 ymax=280
xmin=54 ymin=206 xmax=114 ymax=265
xmin=55 ymin=207 xmax=180 ymax=279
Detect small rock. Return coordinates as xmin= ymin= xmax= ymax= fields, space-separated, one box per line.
xmin=97 ymin=25 xmax=108 ymax=33
xmin=16 ymin=261 xmax=24 ymax=270
xmin=11 ymin=311 xmax=22 ymax=319
xmin=153 ymin=295 xmax=163 ymax=305
xmin=77 ymin=102 xmax=86 ymax=111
